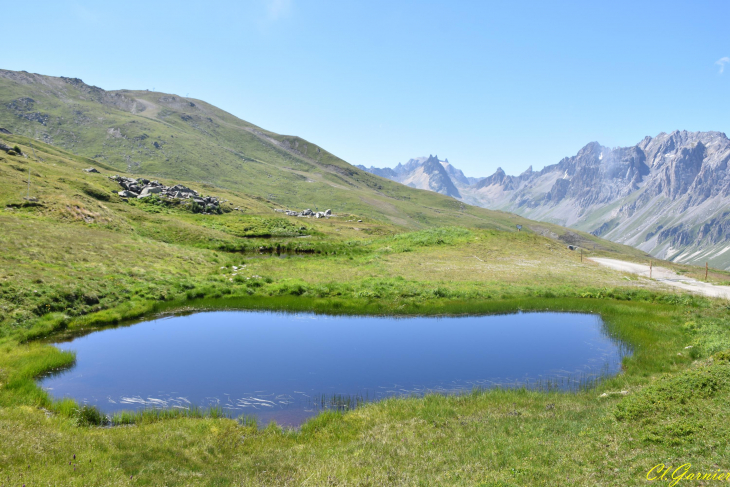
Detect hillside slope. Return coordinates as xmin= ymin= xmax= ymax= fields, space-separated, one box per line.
xmin=0 ymin=68 xmax=666 ymax=262
xmin=0 ymin=69 xmax=505 ymax=230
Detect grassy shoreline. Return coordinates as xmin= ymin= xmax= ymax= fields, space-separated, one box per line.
xmin=1 ymin=294 xmax=730 ymax=485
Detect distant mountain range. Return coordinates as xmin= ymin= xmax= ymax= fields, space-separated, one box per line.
xmin=360 ymin=131 xmax=730 ymax=270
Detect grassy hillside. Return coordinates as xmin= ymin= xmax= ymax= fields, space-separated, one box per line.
xmin=0 ymin=134 xmax=668 ymax=333
xmin=0 ymin=69 xmax=537 ymax=230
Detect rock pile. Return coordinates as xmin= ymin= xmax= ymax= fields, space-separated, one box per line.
xmin=110 ymin=175 xmax=221 ymax=212
xmin=275 ymin=208 xmax=332 ymax=218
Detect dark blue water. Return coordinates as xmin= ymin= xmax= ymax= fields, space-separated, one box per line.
xmin=40 ymin=311 xmax=626 ymax=426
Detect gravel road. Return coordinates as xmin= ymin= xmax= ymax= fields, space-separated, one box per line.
xmin=589 ymin=257 xmax=730 ymax=300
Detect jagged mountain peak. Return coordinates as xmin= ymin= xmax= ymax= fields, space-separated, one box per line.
xmin=576 ymin=141 xmax=604 ymax=158
xmin=359 ymin=154 xmax=463 ymax=198
xmin=459 ymin=130 xmax=730 ymax=269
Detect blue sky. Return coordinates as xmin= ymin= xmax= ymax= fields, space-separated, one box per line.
xmin=5 ymin=0 xmax=729 ymax=176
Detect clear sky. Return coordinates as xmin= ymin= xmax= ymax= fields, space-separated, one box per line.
xmin=5 ymin=0 xmax=729 ymax=177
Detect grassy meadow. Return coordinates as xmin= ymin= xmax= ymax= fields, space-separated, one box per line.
xmin=2 ymin=136 xmax=730 ymax=485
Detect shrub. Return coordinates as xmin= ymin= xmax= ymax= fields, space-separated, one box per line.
xmin=13 ymin=145 xmax=22 ymax=154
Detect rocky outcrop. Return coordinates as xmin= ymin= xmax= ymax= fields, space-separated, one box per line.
xmin=275 ymin=208 xmax=333 ymax=218
xmin=110 ymin=176 xmax=221 ymax=213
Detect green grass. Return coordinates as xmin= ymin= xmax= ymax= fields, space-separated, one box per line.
xmin=2 ymin=293 xmax=730 ymax=485
xmin=2 ymin=111 xmax=730 ymax=484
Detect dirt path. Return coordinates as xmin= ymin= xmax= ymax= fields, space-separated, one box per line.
xmin=589 ymin=257 xmax=730 ymax=300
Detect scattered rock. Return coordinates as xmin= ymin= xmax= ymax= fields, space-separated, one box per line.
xmin=109 ymin=175 xmax=221 ymax=212
xmin=276 ymin=207 xmax=336 ymax=218
xmin=0 ymin=128 xmax=11 ymax=134
xmin=83 ymin=167 xmax=100 ymax=173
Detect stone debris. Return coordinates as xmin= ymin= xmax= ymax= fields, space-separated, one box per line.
xmin=109 ymin=175 xmax=221 ymax=213
xmin=275 ymin=208 xmax=334 ymax=218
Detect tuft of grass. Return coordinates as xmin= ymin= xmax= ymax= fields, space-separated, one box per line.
xmin=109 ymin=405 xmax=232 ymax=425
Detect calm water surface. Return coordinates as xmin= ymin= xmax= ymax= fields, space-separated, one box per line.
xmin=40 ymin=311 xmax=627 ymax=426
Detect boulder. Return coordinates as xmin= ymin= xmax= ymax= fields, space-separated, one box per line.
xmin=138 ymin=186 xmax=163 ymax=198
xmin=171 ymin=184 xmax=196 ymax=195
xmin=83 ymin=167 xmax=100 ymax=173
xmin=118 ymin=190 xmax=135 ymax=197
xmin=324 ymin=209 xmax=332 ymax=216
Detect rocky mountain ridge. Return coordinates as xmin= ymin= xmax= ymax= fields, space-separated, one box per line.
xmin=360 ymin=131 xmax=730 ymax=269
xmin=356 ymin=155 xmax=462 ymax=198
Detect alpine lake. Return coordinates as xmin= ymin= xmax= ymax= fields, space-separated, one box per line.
xmin=39 ymin=311 xmax=629 ymax=427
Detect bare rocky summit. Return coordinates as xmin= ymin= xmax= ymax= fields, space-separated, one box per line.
xmin=357 ymin=155 xmax=461 ymax=198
